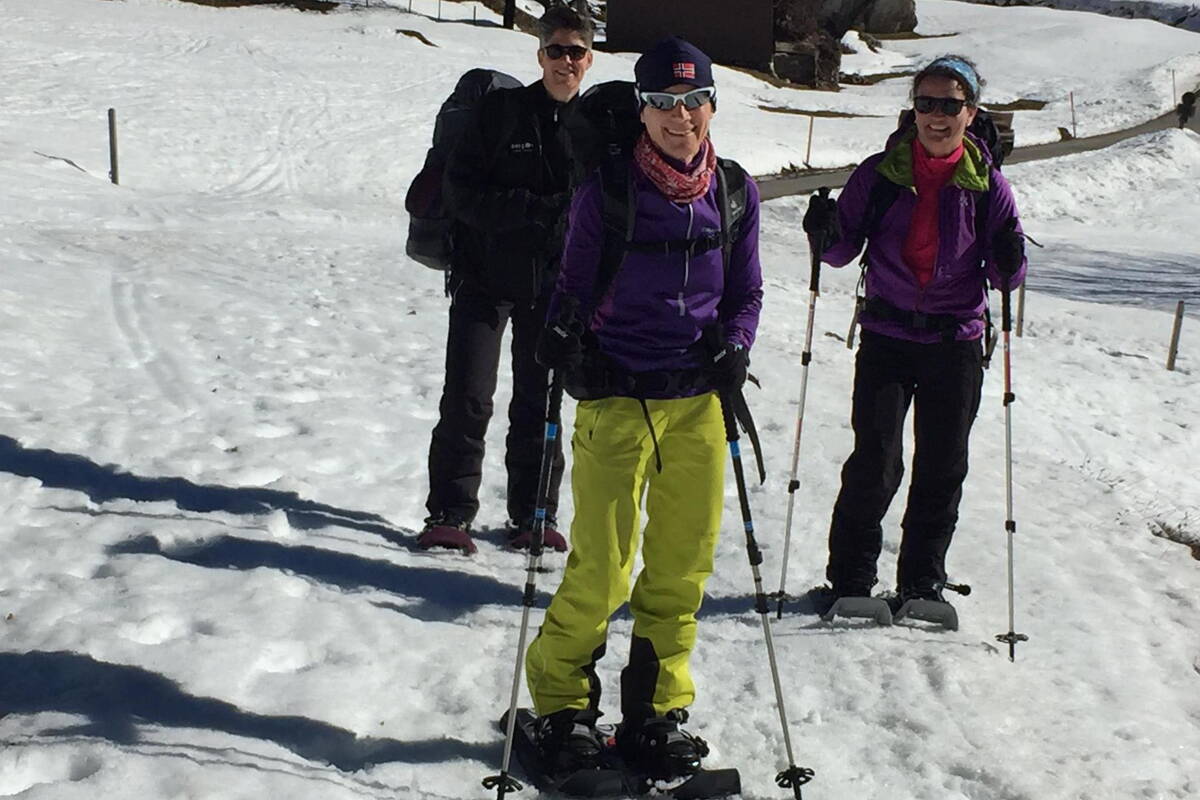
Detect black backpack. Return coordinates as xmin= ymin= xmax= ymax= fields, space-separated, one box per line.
xmin=564 ymin=80 xmax=750 ymax=307
xmin=404 ymin=69 xmax=522 ymax=271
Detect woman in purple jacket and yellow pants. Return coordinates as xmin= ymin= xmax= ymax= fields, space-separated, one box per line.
xmin=523 ymin=38 xmax=763 ymax=781
xmin=804 ymin=56 xmax=1028 ymax=614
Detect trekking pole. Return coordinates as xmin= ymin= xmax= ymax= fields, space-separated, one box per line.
xmin=484 ymin=364 xmax=567 ymax=798
xmin=993 ymin=246 xmax=1028 ymax=663
xmin=718 ymin=391 xmax=815 ymax=798
xmin=772 ymin=187 xmax=828 ymax=619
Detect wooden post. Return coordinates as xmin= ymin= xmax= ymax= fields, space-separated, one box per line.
xmin=107 ymin=108 xmax=119 ymax=185
xmin=1070 ymin=91 xmax=1077 ymax=139
xmin=804 ymin=115 xmax=814 ymax=167
xmin=1016 ymin=283 xmax=1026 ymax=338
xmin=1167 ymin=301 xmax=1185 ymax=371
xmin=503 ymin=0 xmax=515 ymax=29
xmin=1172 ymin=70 xmax=1177 ymax=101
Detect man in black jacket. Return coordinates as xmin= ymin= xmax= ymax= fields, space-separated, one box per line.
xmin=419 ymin=6 xmax=594 ymax=555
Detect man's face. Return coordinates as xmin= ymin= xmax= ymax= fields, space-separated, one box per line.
xmin=538 ymin=29 xmax=593 ymax=102
xmin=639 ymin=83 xmax=715 ymax=164
xmin=913 ymin=75 xmax=977 ymax=157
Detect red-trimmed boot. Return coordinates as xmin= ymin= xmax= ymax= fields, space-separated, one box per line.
xmin=506 ymin=517 xmax=568 ymax=552
xmin=417 ymin=515 xmax=476 ymax=555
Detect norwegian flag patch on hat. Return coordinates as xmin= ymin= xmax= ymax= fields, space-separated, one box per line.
xmin=635 ymin=36 xmax=714 ymax=92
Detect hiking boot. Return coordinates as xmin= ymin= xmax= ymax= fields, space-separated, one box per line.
xmin=617 ymin=709 xmax=708 ymax=780
xmin=506 ymin=517 xmax=568 ymax=552
xmin=535 ymin=708 xmax=607 ymax=776
xmin=417 ymin=515 xmax=476 ymax=555
xmin=900 ymin=584 xmax=945 ymax=603
xmin=887 ymin=584 xmax=946 ymax=614
xmin=892 ymin=582 xmax=945 ymax=614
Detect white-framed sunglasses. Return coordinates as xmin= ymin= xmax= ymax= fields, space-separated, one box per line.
xmin=637 ymin=86 xmax=716 ymax=111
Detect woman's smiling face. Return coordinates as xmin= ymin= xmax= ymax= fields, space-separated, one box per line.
xmin=640 ymin=83 xmax=714 ymax=163
xmin=913 ymin=75 xmax=978 ymax=157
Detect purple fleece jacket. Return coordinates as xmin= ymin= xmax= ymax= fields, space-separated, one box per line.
xmin=550 ymin=159 xmax=763 ymax=375
xmin=824 ymin=129 xmax=1028 ymax=343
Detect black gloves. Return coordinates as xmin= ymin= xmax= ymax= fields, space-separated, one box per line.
xmin=706 ymin=341 xmax=749 ymax=393
xmin=993 ymin=219 xmax=1024 ymax=277
xmin=802 ymin=191 xmax=839 ymax=239
xmin=536 ymin=310 xmax=584 ymax=372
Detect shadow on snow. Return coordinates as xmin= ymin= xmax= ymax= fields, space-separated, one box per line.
xmin=0 ymin=434 xmax=405 ymax=541
xmin=0 ymin=650 xmax=496 ymax=771
xmin=106 ymin=533 xmax=550 ymax=618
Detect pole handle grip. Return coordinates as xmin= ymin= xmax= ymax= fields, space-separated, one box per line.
xmin=809 ymin=187 xmax=829 ymax=293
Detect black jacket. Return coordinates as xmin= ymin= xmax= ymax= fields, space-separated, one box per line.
xmin=443 ymin=81 xmax=574 ymax=303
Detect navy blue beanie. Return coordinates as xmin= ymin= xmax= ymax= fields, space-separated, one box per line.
xmin=634 ymin=36 xmax=714 ymax=92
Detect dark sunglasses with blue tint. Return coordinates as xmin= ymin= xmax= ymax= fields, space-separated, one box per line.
xmin=543 ymin=43 xmax=589 ymax=61
xmin=914 ymin=95 xmax=968 ymax=116
xmin=638 ymin=86 xmax=716 ymax=111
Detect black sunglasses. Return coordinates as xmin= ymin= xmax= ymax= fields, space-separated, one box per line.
xmin=914 ymin=96 xmax=967 ymax=116
xmin=638 ymin=86 xmax=716 ymax=111
xmin=543 ymin=44 xmax=589 ymax=61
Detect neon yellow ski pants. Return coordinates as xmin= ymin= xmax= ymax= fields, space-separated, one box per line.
xmin=525 ymin=392 xmax=726 ymax=721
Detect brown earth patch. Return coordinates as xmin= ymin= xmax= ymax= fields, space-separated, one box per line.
xmin=758 ymin=105 xmax=881 ymax=119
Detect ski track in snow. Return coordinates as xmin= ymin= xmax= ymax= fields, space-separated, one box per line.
xmin=1 ymin=1 xmax=1199 ymax=799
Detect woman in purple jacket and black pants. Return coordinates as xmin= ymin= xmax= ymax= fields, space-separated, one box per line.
xmin=803 ymin=56 xmax=1028 ymax=615
xmin=524 ymin=38 xmax=763 ymax=782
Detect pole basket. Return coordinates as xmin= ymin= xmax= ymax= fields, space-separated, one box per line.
xmin=777 ymin=765 xmax=816 ymax=792
xmin=482 ymin=772 xmax=522 ymax=797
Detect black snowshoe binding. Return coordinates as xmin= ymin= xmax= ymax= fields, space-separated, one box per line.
xmin=498 ymin=708 xmax=626 ymax=797
xmin=618 ymin=709 xmax=709 ymax=781
xmin=537 ymin=708 xmax=609 ymax=776
xmin=891 ymin=586 xmax=959 ymax=631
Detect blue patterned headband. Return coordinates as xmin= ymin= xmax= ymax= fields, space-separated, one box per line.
xmin=926 ymin=57 xmax=981 ymax=103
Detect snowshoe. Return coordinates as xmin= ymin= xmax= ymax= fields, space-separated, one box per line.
xmin=618 ymin=710 xmax=740 ymax=798
xmin=417 ymin=515 xmax=476 ymax=555
xmin=891 ymin=588 xmax=958 ymax=630
xmin=802 ymin=584 xmax=893 ymax=625
xmin=506 ymin=517 xmax=568 ymax=552
xmin=498 ymin=708 xmax=625 ymax=797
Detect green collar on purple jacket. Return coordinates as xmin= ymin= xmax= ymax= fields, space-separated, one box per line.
xmin=874 ymin=127 xmax=991 ymax=193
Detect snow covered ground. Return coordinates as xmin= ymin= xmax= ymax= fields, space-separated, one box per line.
xmin=1 ymin=1 xmax=1198 ymax=798
xmin=960 ymin=0 xmax=1200 ymax=34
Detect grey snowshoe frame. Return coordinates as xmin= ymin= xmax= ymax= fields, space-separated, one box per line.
xmin=821 ymin=596 xmax=894 ymax=626
xmin=893 ymin=598 xmax=959 ymax=631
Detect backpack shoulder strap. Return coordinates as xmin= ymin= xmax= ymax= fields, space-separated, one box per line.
xmin=592 ymin=159 xmax=636 ymax=310
xmin=715 ymin=157 xmax=748 ymax=275
xmin=865 ymin=175 xmax=903 ymax=241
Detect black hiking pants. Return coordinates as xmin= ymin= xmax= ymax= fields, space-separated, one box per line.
xmin=425 ymin=276 xmax=565 ymax=527
xmin=826 ymin=330 xmax=984 ymax=595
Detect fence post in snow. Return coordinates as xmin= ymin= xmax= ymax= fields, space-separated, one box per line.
xmin=1016 ymin=283 xmax=1026 ymax=338
xmin=1069 ymin=91 xmax=1077 ymax=139
xmin=108 ymin=108 xmax=119 ymax=186
xmin=804 ymin=115 xmax=814 ymax=167
xmin=1167 ymin=301 xmax=1185 ymax=371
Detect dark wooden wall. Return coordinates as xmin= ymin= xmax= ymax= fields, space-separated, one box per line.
xmin=604 ymin=0 xmax=774 ymax=68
